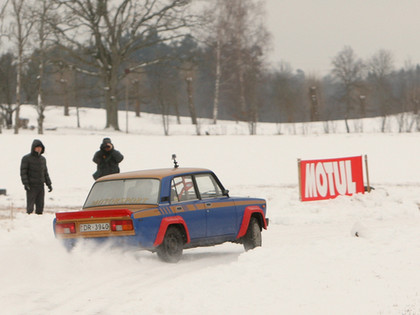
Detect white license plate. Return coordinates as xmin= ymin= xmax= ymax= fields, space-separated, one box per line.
xmin=80 ymin=222 xmax=110 ymax=232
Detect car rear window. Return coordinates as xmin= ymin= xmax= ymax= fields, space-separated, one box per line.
xmin=84 ymin=178 xmax=160 ymax=207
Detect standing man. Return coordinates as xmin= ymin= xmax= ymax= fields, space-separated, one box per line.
xmin=92 ymin=137 xmax=124 ymax=180
xmin=20 ymin=139 xmax=52 ymax=215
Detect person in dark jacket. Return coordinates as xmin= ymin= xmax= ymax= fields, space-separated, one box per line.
xmin=20 ymin=139 xmax=52 ymax=215
xmin=92 ymin=137 xmax=124 ymax=180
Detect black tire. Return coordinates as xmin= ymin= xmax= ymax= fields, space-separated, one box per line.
xmin=156 ymin=226 xmax=184 ymax=263
xmin=243 ymin=217 xmax=262 ymax=251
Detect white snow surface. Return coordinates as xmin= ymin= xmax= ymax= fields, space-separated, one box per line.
xmin=1 ymin=106 xmax=420 ymax=315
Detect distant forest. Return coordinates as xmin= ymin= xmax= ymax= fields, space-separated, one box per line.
xmin=1 ymin=0 xmax=420 ymax=134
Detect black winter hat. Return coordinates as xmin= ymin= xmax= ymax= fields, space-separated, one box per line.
xmin=100 ymin=137 xmax=112 ymax=149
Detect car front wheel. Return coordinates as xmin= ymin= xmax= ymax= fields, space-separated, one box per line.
xmin=156 ymin=226 xmax=184 ymax=263
xmin=243 ymin=217 xmax=262 ymax=251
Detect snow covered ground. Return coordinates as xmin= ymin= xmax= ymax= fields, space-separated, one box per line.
xmin=1 ymin=105 xmax=420 ymax=314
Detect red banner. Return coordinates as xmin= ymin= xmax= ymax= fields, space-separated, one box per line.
xmin=299 ymin=156 xmax=365 ymax=202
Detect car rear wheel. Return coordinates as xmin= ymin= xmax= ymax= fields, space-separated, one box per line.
xmin=157 ymin=226 xmax=184 ymax=263
xmin=243 ymin=217 xmax=262 ymax=251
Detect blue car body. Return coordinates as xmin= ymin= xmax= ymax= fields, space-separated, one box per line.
xmin=54 ymin=167 xmax=268 ymax=261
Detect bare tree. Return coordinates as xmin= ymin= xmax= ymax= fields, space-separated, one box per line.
xmin=201 ymin=0 xmax=229 ymax=124
xmin=0 ymin=4 xmax=6 ymax=132
xmin=7 ymin=0 xmax=34 ymax=134
xmin=306 ymin=75 xmax=324 ymax=122
xmin=396 ymin=61 xmax=420 ymax=132
xmin=184 ymin=74 xmax=200 ymax=135
xmin=31 ymin=0 xmax=55 ymax=134
xmin=129 ymin=73 xmax=145 ymax=118
xmin=154 ymin=71 xmax=171 ymax=136
xmin=212 ymin=31 xmax=222 ymax=124
xmin=54 ymin=62 xmax=73 ymax=116
xmin=367 ymin=49 xmax=394 ymax=132
xmin=49 ymin=0 xmax=194 ymax=131
xmin=202 ymin=0 xmax=269 ymax=133
xmin=226 ymin=0 xmax=269 ymax=134
xmin=271 ymin=62 xmax=298 ymax=124
xmin=331 ymin=46 xmax=365 ymax=133
xmin=0 ymin=53 xmax=17 ymax=131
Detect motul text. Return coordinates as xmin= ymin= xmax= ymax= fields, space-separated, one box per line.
xmin=299 ymin=156 xmax=364 ymax=201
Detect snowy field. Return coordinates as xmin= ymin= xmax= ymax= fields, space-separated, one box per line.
xmin=1 ymin=105 xmax=420 ymax=314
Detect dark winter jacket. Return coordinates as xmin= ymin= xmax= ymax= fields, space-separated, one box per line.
xmin=20 ymin=139 xmax=52 ymax=187
xmin=92 ymin=138 xmax=124 ymax=180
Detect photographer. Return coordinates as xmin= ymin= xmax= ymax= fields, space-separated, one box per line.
xmin=92 ymin=137 xmax=124 ymax=180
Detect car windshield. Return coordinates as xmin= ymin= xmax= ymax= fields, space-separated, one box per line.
xmin=84 ymin=178 xmax=160 ymax=208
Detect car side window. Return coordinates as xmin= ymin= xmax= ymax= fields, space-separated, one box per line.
xmin=171 ymin=175 xmax=198 ymax=202
xmin=195 ymin=174 xmax=223 ymax=199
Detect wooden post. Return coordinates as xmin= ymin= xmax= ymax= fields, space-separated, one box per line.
xmin=297 ymin=159 xmax=302 ymax=201
xmin=364 ymin=154 xmax=371 ymax=192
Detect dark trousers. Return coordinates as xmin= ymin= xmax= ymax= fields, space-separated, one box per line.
xmin=26 ymin=186 xmax=45 ymax=214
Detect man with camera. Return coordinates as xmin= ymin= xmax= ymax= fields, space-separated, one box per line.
xmin=92 ymin=137 xmax=124 ymax=180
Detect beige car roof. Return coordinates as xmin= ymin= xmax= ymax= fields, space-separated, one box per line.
xmin=96 ymin=167 xmax=211 ymax=181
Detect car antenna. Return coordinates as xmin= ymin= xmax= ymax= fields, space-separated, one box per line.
xmin=172 ymin=154 xmax=179 ymax=168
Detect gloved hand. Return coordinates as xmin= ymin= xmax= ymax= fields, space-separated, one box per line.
xmin=48 ymin=185 xmax=53 ymax=192
xmin=24 ymin=185 xmax=30 ymax=191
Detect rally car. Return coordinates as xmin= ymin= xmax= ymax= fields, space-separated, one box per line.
xmin=53 ymin=160 xmax=268 ymax=262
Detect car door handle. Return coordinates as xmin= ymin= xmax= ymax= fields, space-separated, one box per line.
xmin=176 ymin=206 xmax=182 ymax=211
xmin=205 ymin=202 xmax=212 ymax=207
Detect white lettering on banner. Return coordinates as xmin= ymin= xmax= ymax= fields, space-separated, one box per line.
xmin=316 ymin=162 xmax=328 ymax=197
xmin=345 ymin=160 xmax=356 ymax=194
xmin=323 ymin=162 xmax=335 ymax=196
xmin=304 ymin=160 xmax=356 ymax=198
xmin=305 ymin=163 xmax=317 ymax=198
xmin=333 ymin=161 xmax=347 ymax=195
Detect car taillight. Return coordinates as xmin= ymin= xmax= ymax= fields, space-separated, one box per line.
xmin=111 ymin=220 xmax=133 ymax=231
xmin=56 ymin=222 xmax=76 ymax=234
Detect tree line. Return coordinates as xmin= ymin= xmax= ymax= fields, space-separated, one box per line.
xmin=1 ymin=0 xmax=420 ymax=135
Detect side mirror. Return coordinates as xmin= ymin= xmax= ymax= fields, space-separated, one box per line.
xmin=223 ymin=189 xmax=229 ymax=197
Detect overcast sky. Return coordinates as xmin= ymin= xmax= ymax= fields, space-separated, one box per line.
xmin=265 ymin=0 xmax=420 ymax=75
xmin=1 ymin=0 xmax=419 ymax=76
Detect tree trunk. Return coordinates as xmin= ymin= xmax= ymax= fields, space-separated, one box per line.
xmin=135 ymin=100 xmax=140 ymax=117
xmin=14 ymin=50 xmax=22 ymax=134
xmin=185 ymin=77 xmax=200 ymax=135
xmin=213 ymin=39 xmax=221 ymax=124
xmin=106 ymin=96 xmax=120 ymax=130
xmin=62 ymin=73 xmax=69 ymax=116
xmin=308 ymin=87 xmax=319 ymax=122
xmin=344 ymin=95 xmax=351 ymax=133
xmin=161 ymin=112 xmax=169 ymax=136
xmin=237 ymin=58 xmax=247 ymax=120
xmin=186 ymin=77 xmax=197 ymax=125
xmin=60 ymin=74 xmax=70 ymax=117
xmin=37 ymin=49 xmax=45 ymax=134
xmin=6 ymin=107 xmax=13 ymax=128
xmin=133 ymin=80 xmax=141 ymax=117
xmin=174 ymin=101 xmax=181 ymax=124
xmin=247 ymin=99 xmax=258 ymax=135
xmin=158 ymin=86 xmax=169 ymax=136
xmin=105 ymin=69 xmax=120 ymax=130
xmin=125 ymin=78 xmax=129 ymax=134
